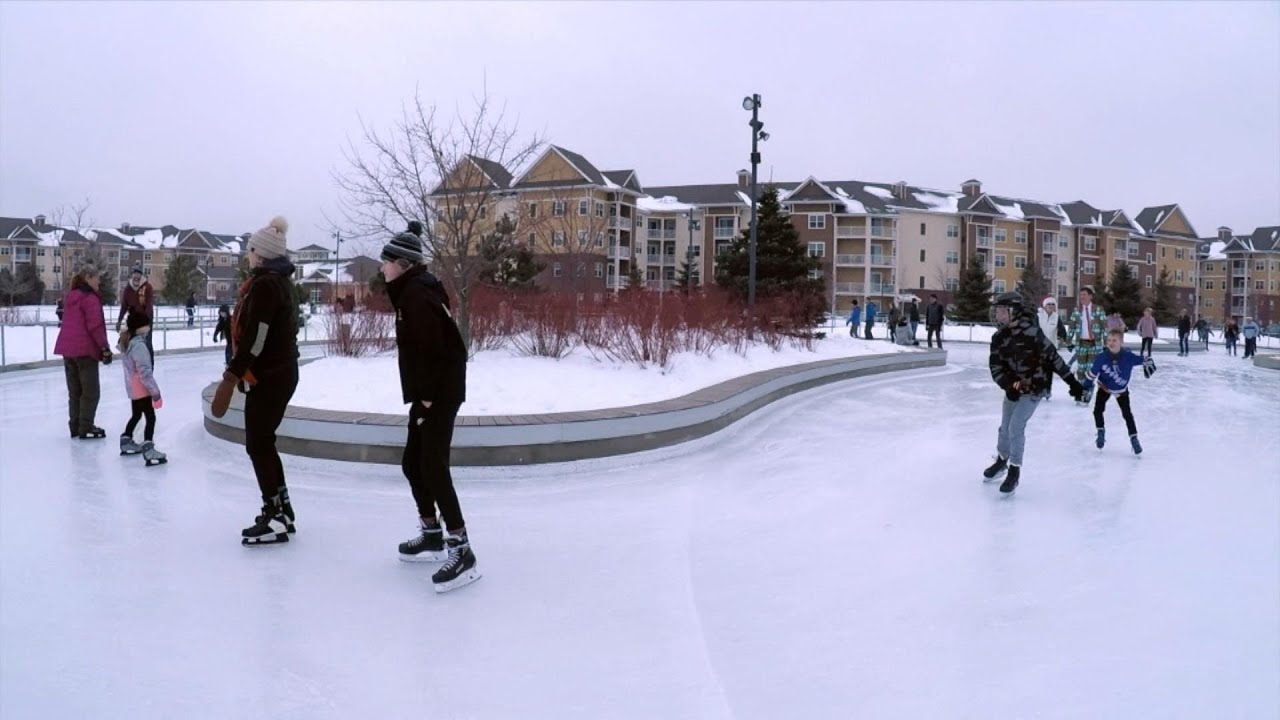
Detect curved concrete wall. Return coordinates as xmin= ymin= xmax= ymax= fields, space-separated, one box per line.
xmin=203 ymin=350 xmax=946 ymax=466
xmin=1254 ymin=353 xmax=1280 ymax=371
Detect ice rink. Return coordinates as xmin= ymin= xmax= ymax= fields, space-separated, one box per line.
xmin=2 ymin=345 xmax=1277 ymax=719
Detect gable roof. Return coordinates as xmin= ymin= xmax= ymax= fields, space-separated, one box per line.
xmin=551 ymin=145 xmax=605 ymax=186
xmin=602 ymin=170 xmax=644 ymax=193
xmin=784 ymin=177 xmax=844 ymax=203
xmin=295 ymin=244 xmax=330 ymax=253
xmin=468 ymin=155 xmax=514 ymax=189
xmin=1133 ymin=204 xmax=1198 ymax=238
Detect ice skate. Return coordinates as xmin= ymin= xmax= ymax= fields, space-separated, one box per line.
xmin=1130 ymin=434 xmax=1143 ymax=456
xmin=141 ymin=441 xmax=167 ymax=466
xmin=983 ymin=455 xmax=1008 ymax=481
xmin=242 ymin=498 xmax=289 ymax=546
xmin=1096 ymin=429 xmax=1106 ymax=449
xmin=120 ymin=436 xmax=143 ymax=455
xmin=399 ymin=517 xmax=446 ymax=562
xmin=432 ymin=532 xmax=481 ymax=593
xmin=79 ymin=426 xmax=106 ymax=440
xmin=999 ymin=465 xmax=1021 ymax=494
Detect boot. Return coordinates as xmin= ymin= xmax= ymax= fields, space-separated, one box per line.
xmin=142 ymin=441 xmax=167 ymax=467
xmin=999 ymin=464 xmax=1021 ymax=494
xmin=79 ymin=426 xmax=106 ymax=439
xmin=120 ymin=436 xmax=143 ymax=455
xmin=983 ymin=455 xmax=1008 ymax=480
xmin=1130 ymin=434 xmax=1142 ymax=455
xmin=432 ymin=531 xmax=481 ymax=593
xmin=1096 ymin=428 xmax=1106 ymax=449
xmin=399 ymin=517 xmax=446 ymax=562
xmin=242 ymin=496 xmax=289 ymax=546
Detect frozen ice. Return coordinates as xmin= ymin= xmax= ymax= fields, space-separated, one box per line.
xmin=1 ymin=344 xmax=1277 ymax=718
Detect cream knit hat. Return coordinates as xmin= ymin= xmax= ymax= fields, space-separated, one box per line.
xmin=248 ymin=216 xmax=288 ymax=259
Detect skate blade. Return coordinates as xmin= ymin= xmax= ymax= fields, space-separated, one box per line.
xmin=145 ymin=458 xmax=167 ymax=466
xmin=399 ymin=550 xmax=448 ymax=563
xmin=433 ymin=568 xmax=482 ymax=593
xmin=242 ymin=533 xmax=289 ymax=546
xmin=120 ymin=450 xmax=142 ymax=456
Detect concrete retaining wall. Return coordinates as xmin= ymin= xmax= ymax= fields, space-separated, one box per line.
xmin=0 ymin=340 xmax=329 ymax=374
xmin=203 ymin=350 xmax=947 ymax=466
xmin=1254 ymin=354 xmax=1280 ymax=371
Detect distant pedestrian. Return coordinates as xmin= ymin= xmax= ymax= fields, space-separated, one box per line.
xmin=1105 ymin=312 xmax=1126 ymax=334
xmin=1176 ymin=309 xmax=1192 ymax=356
xmin=846 ymin=300 xmax=861 ymax=338
xmin=54 ymin=263 xmax=113 ymax=439
xmin=1194 ymin=316 xmax=1210 ymax=348
xmin=925 ymin=293 xmax=945 ymax=349
xmin=1136 ymin=307 xmax=1157 ymax=358
xmin=908 ymin=299 xmax=921 ymax=346
xmin=1241 ymin=316 xmax=1260 ymax=358
xmin=1223 ymin=317 xmax=1240 ymax=356
xmin=212 ymin=303 xmax=233 ymax=367
xmin=886 ymin=304 xmax=901 ymax=342
xmin=185 ymin=291 xmax=197 ymax=328
xmin=865 ymin=301 xmax=878 ymax=340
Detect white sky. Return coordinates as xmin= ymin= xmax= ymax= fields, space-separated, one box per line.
xmin=2 ymin=1 xmax=1278 ymax=253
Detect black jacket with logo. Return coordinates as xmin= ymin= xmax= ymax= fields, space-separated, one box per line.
xmin=989 ymin=307 xmax=1073 ymax=396
xmin=387 ymin=265 xmax=466 ymax=405
xmin=925 ymin=301 xmax=945 ymax=328
xmin=228 ymin=257 xmax=299 ymax=382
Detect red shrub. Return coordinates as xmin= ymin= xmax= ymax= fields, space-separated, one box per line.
xmin=323 ymin=306 xmax=395 ymax=358
xmin=509 ymin=290 xmax=577 ymax=359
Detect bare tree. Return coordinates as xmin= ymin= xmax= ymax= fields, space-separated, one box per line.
xmin=49 ymin=197 xmax=96 ymax=292
xmin=538 ymin=188 xmax=614 ymax=295
xmin=334 ymin=88 xmax=544 ymax=350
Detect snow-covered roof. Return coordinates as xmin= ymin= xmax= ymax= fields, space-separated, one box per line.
xmin=864 ymin=186 xmax=894 ymax=200
xmin=636 ymin=195 xmax=696 ymax=213
xmin=1206 ymin=241 xmax=1228 ymax=260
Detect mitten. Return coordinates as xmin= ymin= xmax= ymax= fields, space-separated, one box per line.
xmin=100 ymin=347 xmax=113 ymax=365
xmin=1066 ymin=377 xmax=1085 ymax=400
xmin=1142 ymin=358 xmax=1157 ymax=379
xmin=210 ymin=371 xmax=237 ymax=418
xmin=152 ymin=395 xmax=163 ymax=410
xmin=1004 ymin=386 xmax=1021 ymax=402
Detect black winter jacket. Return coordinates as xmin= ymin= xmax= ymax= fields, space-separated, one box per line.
xmin=1177 ymin=316 xmax=1192 ymax=335
xmin=908 ymin=303 xmax=920 ymax=323
xmin=989 ymin=308 xmax=1073 ymax=397
xmin=227 ymin=257 xmax=299 ymax=382
xmin=387 ymin=265 xmax=466 ymax=405
xmin=925 ymin=301 xmax=945 ymax=328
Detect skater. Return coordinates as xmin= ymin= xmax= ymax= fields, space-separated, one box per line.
xmin=212 ymin=303 xmax=232 ymax=367
xmin=1241 ymin=316 xmax=1260 ymax=358
xmin=210 ymin=216 xmax=300 ymax=546
xmin=1176 ymin=310 xmax=1192 ymax=356
xmin=1106 ymin=312 xmax=1126 ymax=334
xmin=1223 ymin=317 xmax=1240 ymax=356
xmin=185 ymin=291 xmax=197 ymax=328
xmin=116 ymin=311 xmax=166 ymax=465
xmin=1194 ymin=316 xmax=1210 ymax=348
xmin=55 ymin=298 xmax=64 ymax=326
xmin=1036 ymin=296 xmax=1069 ymax=399
xmin=846 ymin=300 xmax=861 ymax=338
xmin=908 ymin=298 xmax=920 ymax=345
xmin=886 ymin=303 xmax=901 ymax=342
xmin=1086 ymin=330 xmax=1156 ymax=455
xmin=1137 ymin=307 xmax=1158 ymax=359
xmin=54 ymin=263 xmax=113 ymax=439
xmin=117 ymin=263 xmax=155 ymax=356
xmin=1068 ymin=286 xmax=1107 ymax=405
xmin=985 ymin=292 xmax=1085 ymax=494
xmin=382 ymin=221 xmax=479 ymax=593
xmin=925 ymin=293 xmax=945 ymax=349
xmin=864 ymin=300 xmax=877 ymax=340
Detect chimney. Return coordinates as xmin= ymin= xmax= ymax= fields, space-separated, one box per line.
xmin=737 ymin=169 xmax=750 ymax=189
xmin=1217 ymin=226 xmax=1232 ymax=241
xmin=120 ymin=222 xmax=131 ymax=233
xmin=893 ymin=181 xmax=908 ymax=200
xmin=961 ymin=179 xmax=982 ymax=198
xmin=33 ymin=214 xmax=46 ymax=227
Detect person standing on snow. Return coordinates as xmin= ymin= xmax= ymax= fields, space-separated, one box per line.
xmin=1036 ymin=296 xmax=1068 ymax=399
xmin=381 ymin=221 xmax=479 ymax=593
xmin=984 ymin=292 xmax=1085 ymax=495
xmin=1136 ymin=307 xmax=1158 ymax=359
xmin=1176 ymin=310 xmax=1192 ymax=356
xmin=845 ymin=300 xmax=861 ymax=338
xmin=907 ymin=298 xmax=921 ymax=345
xmin=925 ymin=293 xmax=945 ymax=349
xmin=864 ymin=300 xmax=877 ymax=340
xmin=1241 ymin=316 xmax=1260 ymax=358
xmin=1068 ymin=286 xmax=1107 ymax=404
xmin=1086 ymin=329 xmax=1155 ymax=455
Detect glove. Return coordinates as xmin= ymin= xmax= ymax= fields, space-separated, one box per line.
xmin=1066 ymin=377 xmax=1085 ymax=400
xmin=210 ymin=370 xmax=237 ymax=418
xmin=152 ymin=395 xmax=163 ymax=410
xmin=1142 ymin=358 xmax=1157 ymax=379
xmin=100 ymin=347 xmax=113 ymax=365
xmin=1004 ymin=381 xmax=1024 ymax=402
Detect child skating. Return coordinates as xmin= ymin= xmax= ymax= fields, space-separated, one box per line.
xmin=117 ymin=311 xmax=166 ymax=466
xmin=1086 ymin=330 xmax=1155 ymax=455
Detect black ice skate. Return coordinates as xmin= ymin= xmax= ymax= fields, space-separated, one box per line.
xmin=1096 ymin=428 xmax=1106 ymax=449
xmin=1130 ymin=434 xmax=1142 ymax=455
xmin=983 ymin=455 xmax=1008 ymax=481
xmin=432 ymin=533 xmax=481 ymax=593
xmin=79 ymin=426 xmax=106 ymax=439
xmin=277 ymin=487 xmax=296 ymax=533
xmin=999 ymin=464 xmax=1021 ymax=494
xmin=120 ymin=436 xmax=143 ymax=455
xmin=399 ymin=518 xmax=446 ymax=562
xmin=142 ymin=441 xmax=167 ymax=466
xmin=242 ymin=498 xmax=290 ymax=546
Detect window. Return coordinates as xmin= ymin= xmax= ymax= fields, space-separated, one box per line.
xmin=1146 ymin=253 xmax=1153 ymax=263
xmin=994 ymin=254 xmax=1007 ymax=268
xmin=993 ymin=280 xmax=1006 ymax=293
xmin=1206 ymin=262 xmax=1214 ymax=272
xmin=1256 ymin=261 xmax=1267 ymax=271
xmin=920 ymin=223 xmax=926 ymax=236
xmin=946 ymin=224 xmax=959 ymax=238
xmin=109 ymin=252 xmax=118 ymax=262
xmin=945 ymin=277 xmax=959 ymax=291
xmin=1161 ymin=247 xmax=1167 ymax=258
xmin=1175 ymin=270 xmax=1184 ymax=282
xmin=1058 ymin=234 xmax=1068 ymax=248
xmin=478 ymin=205 xmax=487 ymax=219
xmin=1015 ymin=230 xmax=1028 ymax=245
xmin=595 ymin=262 xmax=603 ymax=278
xmin=1129 ymin=265 xmax=1139 ymax=277
xmin=808 ymin=269 xmax=823 ymax=280
xmin=995 ymin=229 xmax=1007 ymax=244
xmin=595 ymin=202 xmax=604 ymax=218
xmin=1057 ymin=284 xmax=1068 ymax=297
xmin=1083 ymin=260 xmax=1097 ymax=274
xmin=945 ymin=251 xmax=959 ymax=265
xmin=452 ymin=207 xmax=466 ymax=220
xmin=528 ymin=202 xmax=538 ymax=218
xmin=552 ymin=231 xmax=565 ymax=247
xmin=1205 ymin=280 xmax=1214 ymax=290
xmin=919 ymin=275 xmax=926 ymax=289
xmin=1058 ymin=260 xmax=1068 ymax=273
xmin=1175 ymin=248 xmax=1184 ymax=260
xmin=578 ymin=200 xmax=589 ymax=216
xmin=1256 ymin=280 xmax=1266 ymax=290
xmin=218 ymin=282 xmax=229 ymax=291
xmin=919 ymin=249 xmax=926 ymax=262
xmin=807 ymin=242 xmax=825 ymax=258
xmin=37 ymin=248 xmax=46 ymax=256
xmin=553 ymin=262 xmax=562 ymax=277
xmin=575 ymin=263 xmax=585 ymax=278
xmin=595 ymin=234 xmax=604 ymax=248
xmin=549 ymin=201 xmax=564 ymax=217
xmin=692 ymin=245 xmax=701 ymax=257
xmin=144 ymin=252 xmax=152 ymax=261
xmin=53 ymin=265 xmax=61 ymax=274
xmin=577 ymin=231 xmax=588 ymax=247
xmin=1014 ymin=255 xmax=1027 ymax=269
xmin=808 ymin=214 xmax=826 ymax=230
xmin=1084 ymin=236 xmax=1096 ymax=252
xmin=715 ymin=217 xmax=736 ymax=239
xmin=54 ymin=248 xmax=61 ymax=257
xmin=528 ymin=233 xmax=536 ymax=247
xmin=1204 ymin=298 xmax=1214 ymax=307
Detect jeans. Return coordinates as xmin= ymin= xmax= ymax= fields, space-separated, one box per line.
xmin=865 ymin=322 xmax=874 ymax=340
xmin=996 ymin=394 xmax=1041 ymax=467
xmin=1244 ymin=338 xmax=1256 ymax=357
xmin=63 ymin=357 xmax=101 ymax=436
xmin=1141 ymin=337 xmax=1154 ymax=357
xmin=1178 ymin=334 xmax=1189 ymax=355
xmin=1094 ymin=387 xmax=1137 ymax=436
xmin=926 ymin=325 xmax=942 ymax=348
xmin=124 ymin=397 xmax=156 ymax=441
xmin=244 ymin=365 xmax=299 ymax=501
xmin=403 ymin=401 xmax=466 ymax=532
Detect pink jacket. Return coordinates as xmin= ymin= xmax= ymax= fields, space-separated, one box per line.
xmin=1137 ymin=315 xmax=1158 ymax=339
xmin=53 ymin=285 xmax=109 ymax=360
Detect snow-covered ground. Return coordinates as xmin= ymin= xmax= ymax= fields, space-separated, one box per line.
xmin=1 ymin=344 xmax=1277 ymax=718
xmin=293 ymin=332 xmax=920 ymax=415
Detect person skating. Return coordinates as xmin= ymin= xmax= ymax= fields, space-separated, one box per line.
xmin=908 ymin=298 xmax=921 ymax=345
xmin=1086 ymin=330 xmax=1156 ymax=455
xmin=212 ymin=303 xmax=232 ymax=367
xmin=864 ymin=300 xmax=877 ymax=340
xmin=1136 ymin=307 xmax=1158 ymax=359
xmin=382 ymin=222 xmax=479 ymax=593
xmin=1176 ymin=310 xmax=1192 ymax=356
xmin=1194 ymin=316 xmax=1210 ymax=348
xmin=185 ymin=291 xmax=197 ymax=328
xmin=1068 ymin=286 xmax=1107 ymax=405
xmin=1223 ymin=318 xmax=1240 ymax=356
xmin=886 ymin=303 xmax=901 ymax=342
xmin=210 ymin=216 xmax=300 ymax=546
xmin=117 ymin=263 xmax=155 ymax=356
xmin=1241 ymin=316 xmax=1260 ymax=359
xmin=1036 ymin=296 xmax=1069 ymax=400
xmin=845 ymin=300 xmax=861 ymax=338
xmin=985 ymin=292 xmax=1085 ymax=494
xmin=117 ymin=311 xmax=166 ymax=465
xmin=54 ymin=263 xmax=113 ymax=439
xmin=925 ymin=293 xmax=945 ymax=349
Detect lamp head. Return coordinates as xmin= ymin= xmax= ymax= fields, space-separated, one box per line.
xmin=758 ymin=131 xmax=770 ymax=142
xmin=742 ymin=96 xmax=756 ymax=111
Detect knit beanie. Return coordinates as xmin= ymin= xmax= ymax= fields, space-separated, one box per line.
xmin=1042 ymin=296 xmax=1057 ymax=308
xmin=380 ymin=222 xmax=424 ymax=264
xmin=126 ymin=310 xmax=152 ymax=333
xmin=130 ymin=263 xmax=144 ymax=278
xmin=248 ymin=216 xmax=289 ymax=260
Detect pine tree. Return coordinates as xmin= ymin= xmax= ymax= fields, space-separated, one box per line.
xmin=0 ymin=264 xmax=45 ymax=305
xmin=713 ymin=187 xmax=824 ymax=322
xmin=953 ymin=255 xmax=993 ymax=322
xmin=478 ymin=214 xmax=544 ymax=290
xmin=1017 ymin=259 xmax=1050 ymax=307
xmin=1151 ymin=265 xmax=1177 ymax=325
xmin=673 ymin=259 xmax=694 ymax=293
xmin=161 ymin=255 xmax=203 ymax=304
xmin=624 ymin=262 xmax=645 ymax=292
xmin=78 ymin=245 xmax=117 ymax=306
xmin=1102 ymin=263 xmax=1144 ymax=327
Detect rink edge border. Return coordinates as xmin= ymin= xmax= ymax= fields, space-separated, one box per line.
xmin=202 ymin=349 xmax=947 ymax=466
xmin=1254 ymin=353 xmax=1280 ymax=370
xmin=0 ymin=340 xmax=329 ymax=374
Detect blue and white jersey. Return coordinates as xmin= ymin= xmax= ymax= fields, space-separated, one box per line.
xmin=1087 ymin=349 xmax=1145 ymax=394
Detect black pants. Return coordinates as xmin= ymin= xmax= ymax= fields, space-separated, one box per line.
xmin=63 ymin=357 xmax=101 ymax=435
xmin=223 ymin=340 xmax=232 ymax=367
xmin=1244 ymin=338 xmax=1257 ymax=357
xmin=243 ymin=365 xmax=298 ymax=501
xmin=927 ymin=326 xmax=942 ymax=348
xmin=1141 ymin=337 xmax=1153 ymax=357
xmin=1178 ymin=334 xmax=1189 ymax=355
xmin=864 ymin=322 xmax=873 ymax=340
xmin=402 ymin=401 xmax=465 ymax=532
xmin=124 ymin=397 xmax=156 ymax=441
xmin=1093 ymin=387 xmax=1137 ymax=436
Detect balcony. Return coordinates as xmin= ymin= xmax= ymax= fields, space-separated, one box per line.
xmin=870 ymin=283 xmax=895 ymax=295
xmin=607 ymin=246 xmax=620 ymax=259
xmin=835 ymin=282 xmax=863 ymax=295
xmin=975 ymin=236 xmax=992 ymax=248
xmin=869 ymin=254 xmax=895 ymax=266
xmin=835 ymin=225 xmax=865 ymax=238
xmin=647 ymin=229 xmax=677 ymax=240
xmin=714 ymin=227 xmax=737 ymax=239
xmin=836 ymin=254 xmax=863 ymax=266
xmin=645 ymin=279 xmax=674 ymax=292
xmin=606 ymin=277 xmax=626 ymax=290
xmin=869 ymin=224 xmax=897 ymax=239
xmin=1232 ymin=269 xmax=1247 ymax=278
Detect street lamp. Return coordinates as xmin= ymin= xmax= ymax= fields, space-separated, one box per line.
xmin=683 ymin=210 xmax=701 ymax=295
xmin=743 ymin=93 xmax=767 ymax=329
xmin=331 ymin=231 xmax=343 ymax=306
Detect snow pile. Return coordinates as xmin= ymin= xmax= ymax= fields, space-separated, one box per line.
xmin=864 ymin=186 xmax=895 ymax=200
xmin=994 ymin=201 xmax=1025 ymax=220
xmin=637 ymin=195 xmax=696 ymax=213
xmin=834 ymin=187 xmax=868 ymax=215
xmin=912 ymin=191 xmax=961 ymax=214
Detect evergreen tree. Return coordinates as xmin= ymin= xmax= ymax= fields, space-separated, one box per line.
xmin=369 ymin=270 xmax=387 ymax=296
xmin=1017 ymin=259 xmax=1050 ymax=307
xmin=953 ymin=255 xmax=993 ymax=322
xmin=161 ymin=254 xmax=203 ymax=304
xmin=78 ymin=245 xmax=117 ymax=306
xmin=1101 ymin=262 xmax=1143 ymax=326
xmin=673 ymin=259 xmax=695 ymax=293
xmin=0 ymin=264 xmax=45 ymax=305
xmin=478 ymin=214 xmax=544 ymax=290
xmin=1151 ymin=265 xmax=1177 ymax=325
xmin=713 ymin=187 xmax=824 ymax=323
xmin=624 ymin=262 xmax=645 ymax=292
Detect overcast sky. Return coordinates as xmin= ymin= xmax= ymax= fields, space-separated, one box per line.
xmin=2 ymin=0 xmax=1277 ymax=254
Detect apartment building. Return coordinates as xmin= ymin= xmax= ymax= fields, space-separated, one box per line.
xmin=1200 ymin=226 xmax=1280 ymax=325
xmin=635 ymin=195 xmax=704 ymax=291
xmin=1133 ymin=204 xmax=1200 ymax=311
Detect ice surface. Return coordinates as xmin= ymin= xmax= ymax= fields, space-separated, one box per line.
xmin=1 ymin=346 xmax=1278 ymax=719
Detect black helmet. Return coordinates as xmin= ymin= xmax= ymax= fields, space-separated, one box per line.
xmin=992 ymin=291 xmax=1025 ymax=309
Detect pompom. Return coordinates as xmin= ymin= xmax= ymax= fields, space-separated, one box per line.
xmin=407 ymin=220 xmax=424 ymax=237
xmin=268 ymin=216 xmax=289 ymax=235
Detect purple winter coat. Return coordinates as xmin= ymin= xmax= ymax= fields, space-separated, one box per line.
xmin=53 ymin=284 xmax=109 ymax=360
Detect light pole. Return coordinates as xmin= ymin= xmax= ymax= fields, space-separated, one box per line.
xmin=331 ymin=231 xmax=343 ymax=306
xmin=742 ymin=94 xmax=768 ymax=329
xmin=684 ymin=210 xmax=700 ymax=295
